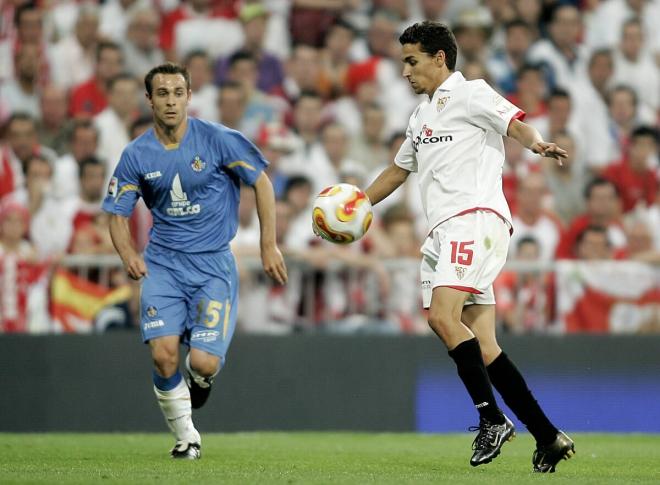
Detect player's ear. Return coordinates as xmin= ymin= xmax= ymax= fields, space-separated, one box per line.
xmin=145 ymin=92 xmax=153 ymax=107
xmin=435 ymin=50 xmax=446 ymax=67
xmin=187 ymin=89 xmax=192 ymax=101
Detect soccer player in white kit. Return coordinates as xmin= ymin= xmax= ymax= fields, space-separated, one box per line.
xmin=364 ymin=22 xmax=575 ymax=472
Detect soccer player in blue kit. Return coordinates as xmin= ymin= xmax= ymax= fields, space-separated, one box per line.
xmin=103 ymin=63 xmax=288 ymax=459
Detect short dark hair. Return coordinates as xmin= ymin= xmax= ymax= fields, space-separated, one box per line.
xmin=517 ymin=62 xmax=544 ymax=80
xmin=228 ymin=50 xmax=257 ymax=68
xmin=504 ymin=19 xmax=531 ymax=34
xmin=329 ymin=17 xmax=356 ymax=36
xmin=144 ymin=63 xmax=191 ymax=97
xmin=6 ymin=111 xmax=35 ymax=128
xmin=576 ymin=224 xmax=609 ymax=246
xmin=293 ymin=90 xmax=322 ymax=108
xmin=606 ymin=84 xmax=637 ymax=107
xmin=548 ymin=87 xmax=570 ymax=101
xmin=78 ymin=156 xmax=105 ymax=179
xmin=14 ymin=2 xmax=38 ymax=27
xmin=584 ymin=177 xmax=618 ymax=200
xmin=130 ymin=115 xmax=153 ymax=139
xmin=96 ymin=40 xmax=122 ymax=62
xmin=588 ymin=48 xmax=612 ymax=69
xmin=399 ymin=21 xmax=458 ymax=70
xmin=107 ymin=72 xmax=138 ymax=92
xmin=23 ymin=154 xmax=51 ymax=176
xmin=516 ymin=235 xmax=540 ymax=251
xmin=284 ymin=175 xmax=312 ymax=196
xmin=183 ymin=49 xmax=209 ymax=67
xmin=69 ymin=119 xmax=98 ymax=142
xmin=631 ymin=125 xmax=659 ymax=144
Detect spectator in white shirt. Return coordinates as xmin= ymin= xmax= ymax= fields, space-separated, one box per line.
xmin=510 ymin=172 xmax=563 ymax=261
xmin=94 ymin=73 xmax=139 ymax=177
xmin=527 ymin=4 xmax=588 ymax=90
xmin=611 ymin=18 xmax=659 ymax=122
xmin=122 ymin=6 xmax=164 ymax=79
xmin=0 ymin=43 xmax=41 ymax=119
xmin=49 ymin=3 xmax=98 ymax=90
xmin=4 ymin=154 xmax=76 ymax=258
xmin=52 ymin=119 xmax=98 ymax=201
xmin=572 ymin=49 xmax=616 ymax=170
xmin=184 ymin=50 xmax=218 ymax=122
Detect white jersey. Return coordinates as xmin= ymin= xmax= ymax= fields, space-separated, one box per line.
xmin=394 ymin=71 xmax=524 ymax=234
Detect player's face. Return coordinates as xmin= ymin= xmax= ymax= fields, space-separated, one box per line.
xmin=148 ymin=73 xmax=191 ymax=128
xmin=401 ymin=43 xmax=444 ymax=97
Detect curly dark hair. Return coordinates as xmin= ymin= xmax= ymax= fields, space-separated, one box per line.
xmin=399 ymin=21 xmax=457 ymax=70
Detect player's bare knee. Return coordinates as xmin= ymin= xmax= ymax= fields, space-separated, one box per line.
xmin=151 ymin=344 xmax=179 ymax=376
xmin=190 ymin=353 xmax=220 ymax=378
xmin=427 ymin=313 xmax=457 ymax=341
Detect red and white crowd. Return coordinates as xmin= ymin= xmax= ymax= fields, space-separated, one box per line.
xmin=0 ymin=0 xmax=658 ymax=334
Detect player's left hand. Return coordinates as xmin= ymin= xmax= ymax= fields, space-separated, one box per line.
xmin=261 ymin=244 xmax=288 ymax=285
xmin=530 ymin=142 xmax=567 ymax=165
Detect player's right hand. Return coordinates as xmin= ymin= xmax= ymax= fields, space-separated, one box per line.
xmin=124 ymin=255 xmax=148 ymax=280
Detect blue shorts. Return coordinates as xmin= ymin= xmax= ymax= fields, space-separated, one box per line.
xmin=140 ymin=244 xmax=239 ymax=362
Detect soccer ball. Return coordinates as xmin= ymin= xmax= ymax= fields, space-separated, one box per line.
xmin=312 ymin=183 xmax=373 ymax=244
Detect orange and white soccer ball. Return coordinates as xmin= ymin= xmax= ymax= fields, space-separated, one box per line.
xmin=312 ymin=183 xmax=373 ymax=244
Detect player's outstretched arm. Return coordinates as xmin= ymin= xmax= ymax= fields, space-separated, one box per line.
xmin=108 ymin=214 xmax=147 ymax=280
xmin=253 ymin=172 xmax=288 ymax=285
xmin=507 ymin=119 xmax=567 ymax=163
xmin=364 ymin=163 xmax=410 ymax=206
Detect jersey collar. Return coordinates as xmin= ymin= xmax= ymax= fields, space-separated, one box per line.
xmin=435 ymin=71 xmax=465 ymax=93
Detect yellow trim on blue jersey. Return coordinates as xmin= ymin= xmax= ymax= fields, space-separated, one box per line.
xmin=227 ymin=160 xmax=256 ymax=171
xmin=115 ymin=184 xmax=140 ymax=202
xmin=163 ymin=143 xmax=180 ymax=150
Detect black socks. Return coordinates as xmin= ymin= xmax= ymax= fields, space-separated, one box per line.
xmin=487 ymin=352 xmax=559 ymax=445
xmin=448 ymin=338 xmax=504 ymax=424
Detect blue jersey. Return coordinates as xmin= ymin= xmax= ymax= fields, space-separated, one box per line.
xmin=102 ymin=118 xmax=268 ymax=253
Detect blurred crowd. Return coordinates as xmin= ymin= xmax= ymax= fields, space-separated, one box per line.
xmin=0 ymin=0 xmax=658 ymax=334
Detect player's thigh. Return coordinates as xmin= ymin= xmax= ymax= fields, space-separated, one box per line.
xmin=140 ymin=264 xmax=188 ymax=343
xmin=149 ymin=335 xmax=181 ymax=369
xmin=462 ymin=304 xmax=501 ymax=365
xmin=186 ymin=274 xmax=239 ymax=364
xmin=428 ymin=286 xmax=469 ymax=327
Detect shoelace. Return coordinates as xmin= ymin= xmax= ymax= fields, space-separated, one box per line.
xmin=469 ymin=422 xmax=499 ymax=450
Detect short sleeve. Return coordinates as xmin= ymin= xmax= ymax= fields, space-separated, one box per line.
xmin=102 ymin=150 xmax=141 ymax=217
xmin=394 ymin=109 xmax=418 ymax=172
xmin=220 ymin=129 xmax=269 ymax=186
xmin=468 ymin=80 xmax=525 ymax=136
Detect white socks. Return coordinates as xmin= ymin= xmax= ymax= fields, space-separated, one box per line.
xmin=185 ymin=353 xmax=219 ymax=389
xmin=153 ymin=378 xmax=201 ymax=444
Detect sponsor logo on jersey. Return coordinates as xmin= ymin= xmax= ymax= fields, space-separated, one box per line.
xmin=108 ymin=176 xmax=118 ymax=197
xmin=146 ymin=305 xmax=157 ymax=318
xmin=191 ymin=330 xmax=220 ymax=343
xmin=412 ymin=132 xmax=453 ymax=152
xmin=144 ymin=171 xmax=162 ymax=180
xmin=191 ymin=155 xmax=206 ymax=172
xmin=455 ymin=266 xmax=466 ymax=280
xmin=167 ymin=173 xmax=201 ymax=216
xmin=422 ymin=124 xmax=433 ymax=137
xmin=421 ymin=279 xmax=432 ymax=290
xmin=436 ymin=96 xmax=450 ymax=112
xmin=143 ymin=320 xmax=165 ymax=330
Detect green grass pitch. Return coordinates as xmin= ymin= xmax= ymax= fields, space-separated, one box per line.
xmin=1 ymin=433 xmax=659 ymax=484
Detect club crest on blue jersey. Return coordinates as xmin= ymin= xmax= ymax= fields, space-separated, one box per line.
xmin=191 ymin=155 xmax=206 ymax=172
xmin=146 ymin=305 xmax=158 ymax=318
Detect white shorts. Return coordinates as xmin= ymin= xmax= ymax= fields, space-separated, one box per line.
xmin=420 ymin=210 xmax=511 ymax=308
